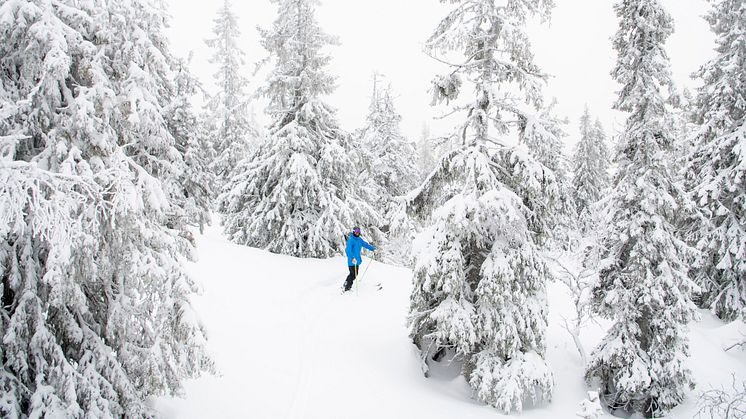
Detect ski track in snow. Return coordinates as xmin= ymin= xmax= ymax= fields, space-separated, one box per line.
xmin=154 ymin=223 xmax=746 ymax=419
xmin=286 ymin=276 xmax=336 ymax=419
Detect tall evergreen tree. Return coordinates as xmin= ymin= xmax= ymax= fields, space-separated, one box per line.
xmin=520 ymin=99 xmax=576 ymax=248
xmin=687 ymin=0 xmax=746 ymax=321
xmin=593 ymin=119 xmax=609 ymax=160
xmin=416 ymin=123 xmax=437 ymax=179
xmin=519 ymin=99 xmax=568 ymax=180
xmin=205 ymin=0 xmax=257 ymax=187
xmin=166 ymin=57 xmax=214 ymax=234
xmin=361 ymin=75 xmax=418 ymax=213
xmin=585 ymin=1 xmax=697 ymax=416
xmin=218 ymin=0 xmax=380 ymax=257
xmin=357 ymin=75 xmax=419 ymax=264
xmin=406 ymin=0 xmax=558 ymax=413
xmin=572 ymin=106 xmax=610 ymax=218
xmin=0 ymin=1 xmax=212 ymax=417
xmin=667 ymin=89 xmax=696 ymax=177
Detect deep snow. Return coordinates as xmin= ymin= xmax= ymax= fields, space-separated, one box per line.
xmin=154 ymin=222 xmax=746 ymax=418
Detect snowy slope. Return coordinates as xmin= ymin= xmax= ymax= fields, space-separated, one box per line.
xmin=154 ymin=223 xmax=746 ymax=418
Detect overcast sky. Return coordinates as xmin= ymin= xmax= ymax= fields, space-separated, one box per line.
xmin=165 ymin=0 xmax=716 ymax=150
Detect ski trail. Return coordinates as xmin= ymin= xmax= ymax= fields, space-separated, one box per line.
xmin=285 ymin=275 xmax=338 ymax=419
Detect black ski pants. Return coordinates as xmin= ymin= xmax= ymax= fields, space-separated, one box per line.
xmin=344 ymin=265 xmax=359 ymax=291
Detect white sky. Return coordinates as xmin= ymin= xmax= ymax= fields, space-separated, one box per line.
xmin=165 ymin=0 xmax=716 ymax=150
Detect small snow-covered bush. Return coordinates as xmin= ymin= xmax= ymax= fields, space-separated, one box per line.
xmin=577 ymin=391 xmax=603 ymax=419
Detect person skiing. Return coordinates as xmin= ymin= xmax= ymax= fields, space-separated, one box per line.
xmin=343 ymin=226 xmax=376 ymax=292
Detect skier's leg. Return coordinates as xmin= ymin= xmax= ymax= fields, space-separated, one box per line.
xmin=343 ymin=265 xmax=356 ymax=291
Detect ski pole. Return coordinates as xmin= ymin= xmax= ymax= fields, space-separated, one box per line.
xmin=358 ymin=258 xmax=373 ymax=284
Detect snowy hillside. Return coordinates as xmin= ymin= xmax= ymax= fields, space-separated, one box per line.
xmin=153 ymin=223 xmax=746 ymax=418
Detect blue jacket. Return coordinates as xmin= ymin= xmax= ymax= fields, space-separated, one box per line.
xmin=346 ymin=234 xmax=375 ymax=266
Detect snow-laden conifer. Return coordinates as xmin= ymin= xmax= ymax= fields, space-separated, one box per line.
xmin=519 ymin=100 xmax=568 ymax=180
xmin=406 ymin=0 xmax=558 ymax=412
xmin=357 ymin=76 xmax=418 ymax=264
xmin=585 ymin=1 xmax=697 ymax=416
xmin=166 ymin=58 xmax=214 ymax=234
xmin=204 ymin=0 xmax=258 ymax=187
xmin=218 ymin=0 xmax=380 ymax=257
xmin=0 ymin=1 xmax=211 ymax=416
xmin=687 ymin=0 xmax=746 ymax=321
xmin=572 ymin=107 xmax=610 ymax=219
xmin=361 ymin=76 xmax=418 ymax=212
xmin=417 ymin=124 xmax=437 ymax=180
xmin=390 ymin=124 xmax=430 ymax=266
xmin=668 ymin=89 xmax=696 ymax=177
xmin=519 ymin=100 xmax=576 ymax=247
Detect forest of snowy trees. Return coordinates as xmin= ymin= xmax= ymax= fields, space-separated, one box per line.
xmin=0 ymin=0 xmax=744 ymax=417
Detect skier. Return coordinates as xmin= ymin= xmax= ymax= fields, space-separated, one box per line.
xmin=343 ymin=226 xmax=376 ymax=292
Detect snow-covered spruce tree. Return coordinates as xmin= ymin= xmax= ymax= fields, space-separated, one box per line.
xmin=416 ymin=123 xmax=437 ymax=180
xmin=406 ymin=0 xmax=558 ymax=413
xmin=205 ymin=0 xmax=258 ymax=187
xmin=572 ymin=106 xmax=610 ymax=219
xmin=361 ymin=76 xmax=418 ymax=213
xmin=593 ymin=119 xmax=610 ymax=168
xmin=519 ymin=100 xmax=576 ymax=247
xmin=519 ymin=99 xmax=568 ymax=180
xmin=218 ymin=0 xmax=380 ymax=257
xmin=391 ymin=126 xmax=429 ymax=268
xmin=357 ymin=76 xmax=418 ymax=264
xmin=585 ymin=1 xmax=697 ymax=416
xmin=166 ymin=57 xmax=214 ymax=234
xmin=0 ymin=1 xmax=211 ymax=416
xmin=686 ymin=0 xmax=746 ymax=322
xmin=667 ymin=89 xmax=696 ymax=177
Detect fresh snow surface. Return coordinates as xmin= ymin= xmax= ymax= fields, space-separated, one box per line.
xmin=154 ymin=222 xmax=746 ymax=418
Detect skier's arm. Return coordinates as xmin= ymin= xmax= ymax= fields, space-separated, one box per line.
xmin=361 ymin=239 xmax=376 ymax=252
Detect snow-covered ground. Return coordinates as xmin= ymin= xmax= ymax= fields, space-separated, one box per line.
xmin=154 ymin=223 xmax=746 ymax=418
